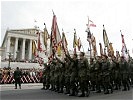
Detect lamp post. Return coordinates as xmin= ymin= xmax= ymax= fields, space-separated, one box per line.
xmin=7 ymin=52 xmax=13 ymax=69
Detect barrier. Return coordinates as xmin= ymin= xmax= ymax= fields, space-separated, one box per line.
xmin=0 ymin=75 xmax=41 ymax=84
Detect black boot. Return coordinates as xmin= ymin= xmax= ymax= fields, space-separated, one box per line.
xmin=78 ymin=91 xmax=85 ymax=97
xmin=69 ymin=90 xmax=75 ymax=96
xmin=104 ymin=90 xmax=109 ymax=94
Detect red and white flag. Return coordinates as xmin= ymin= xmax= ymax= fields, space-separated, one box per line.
xmin=121 ymin=33 xmax=128 ymax=61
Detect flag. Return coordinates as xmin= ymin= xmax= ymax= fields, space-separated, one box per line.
xmin=86 ymin=19 xmax=96 ymax=27
xmin=116 ymin=51 xmax=120 ymax=61
xmin=89 ymin=20 xmax=96 ymax=27
xmin=32 ymin=40 xmax=37 ymax=56
xmin=108 ymin=43 xmax=114 ymax=57
xmin=103 ymin=25 xmax=109 ymax=48
xmin=62 ymin=31 xmax=68 ymax=54
xmin=36 ymin=32 xmax=42 ymax=51
xmin=43 ymin=25 xmax=49 ymax=50
xmin=91 ymin=34 xmax=97 ymax=57
xmin=77 ymin=37 xmax=81 ymax=51
xmin=121 ymin=33 xmax=128 ymax=61
xmin=99 ymin=43 xmax=103 ymax=56
xmin=50 ymin=13 xmax=62 ymax=59
xmin=73 ymin=29 xmax=78 ymax=54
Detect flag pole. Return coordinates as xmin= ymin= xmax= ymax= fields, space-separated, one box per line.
xmin=88 ymin=17 xmax=92 ymax=59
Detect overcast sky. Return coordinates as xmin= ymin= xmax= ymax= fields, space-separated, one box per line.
xmin=1 ymin=0 xmax=133 ymax=57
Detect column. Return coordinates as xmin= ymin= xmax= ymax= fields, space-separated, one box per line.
xmin=28 ymin=39 xmax=32 ymax=60
xmin=14 ymin=37 xmax=18 ymax=59
xmin=6 ymin=37 xmax=11 ymax=58
xmin=21 ymin=38 xmax=26 ymax=60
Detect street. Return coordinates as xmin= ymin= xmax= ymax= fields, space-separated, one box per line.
xmin=1 ymin=83 xmax=133 ymax=100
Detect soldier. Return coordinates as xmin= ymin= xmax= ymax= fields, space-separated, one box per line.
xmin=49 ymin=60 xmax=56 ymax=91
xmin=45 ymin=64 xmax=50 ymax=90
xmin=66 ymin=53 xmax=78 ymax=96
xmin=95 ymin=56 xmax=102 ymax=93
xmin=129 ymin=58 xmax=133 ymax=86
xmin=14 ymin=67 xmax=22 ymax=89
xmin=55 ymin=56 xmax=65 ymax=93
xmin=119 ymin=56 xmax=130 ymax=91
xmin=101 ymin=55 xmax=113 ymax=94
xmin=78 ymin=52 xmax=89 ymax=97
xmin=112 ymin=56 xmax=121 ymax=90
xmin=41 ymin=67 xmax=46 ymax=90
xmin=54 ymin=58 xmax=61 ymax=92
xmin=64 ymin=57 xmax=71 ymax=94
xmin=89 ymin=58 xmax=96 ymax=91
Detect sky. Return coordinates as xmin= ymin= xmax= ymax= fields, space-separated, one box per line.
xmin=1 ymin=0 xmax=133 ymax=57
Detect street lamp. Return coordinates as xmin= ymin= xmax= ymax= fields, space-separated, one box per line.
xmin=7 ymin=52 xmax=13 ymax=69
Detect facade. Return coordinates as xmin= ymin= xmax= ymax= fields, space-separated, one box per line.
xmin=1 ymin=28 xmax=39 ymax=61
xmin=1 ymin=28 xmax=91 ymax=66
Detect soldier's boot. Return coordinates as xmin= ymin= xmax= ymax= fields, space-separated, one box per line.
xmin=65 ymin=90 xmax=70 ymax=94
xmin=114 ymin=84 xmax=118 ymax=90
xmin=69 ymin=89 xmax=76 ymax=96
xmin=96 ymin=85 xmax=101 ymax=93
xmin=78 ymin=90 xmax=85 ymax=97
xmin=110 ymin=87 xmax=113 ymax=93
xmin=46 ymin=85 xmax=50 ymax=90
xmin=85 ymin=88 xmax=90 ymax=97
xmin=55 ymin=87 xmax=59 ymax=92
xmin=122 ymin=84 xmax=127 ymax=91
xmin=127 ymin=83 xmax=130 ymax=90
xmin=19 ymin=86 xmax=21 ymax=89
xmin=90 ymin=85 xmax=95 ymax=91
xmin=104 ymin=89 xmax=109 ymax=94
xmin=58 ymin=87 xmax=63 ymax=93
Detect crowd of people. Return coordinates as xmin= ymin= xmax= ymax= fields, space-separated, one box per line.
xmin=41 ymin=52 xmax=133 ymax=97
xmin=0 ymin=67 xmax=43 ymax=84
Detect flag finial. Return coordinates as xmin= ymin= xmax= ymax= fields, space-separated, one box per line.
xmin=52 ymin=9 xmax=55 ymax=15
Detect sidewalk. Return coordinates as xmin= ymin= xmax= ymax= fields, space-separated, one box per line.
xmin=0 ymin=83 xmax=43 ymax=91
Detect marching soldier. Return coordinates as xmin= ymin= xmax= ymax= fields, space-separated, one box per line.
xmin=41 ymin=67 xmax=46 ymax=90
xmin=64 ymin=57 xmax=71 ymax=94
xmin=78 ymin=52 xmax=89 ymax=97
xmin=49 ymin=60 xmax=56 ymax=91
xmin=101 ymin=55 xmax=113 ymax=94
xmin=55 ymin=56 xmax=65 ymax=93
xmin=89 ymin=58 xmax=96 ymax=91
xmin=119 ymin=56 xmax=130 ymax=91
xmin=129 ymin=58 xmax=133 ymax=86
xmin=95 ymin=56 xmax=102 ymax=93
xmin=66 ymin=53 xmax=78 ymax=96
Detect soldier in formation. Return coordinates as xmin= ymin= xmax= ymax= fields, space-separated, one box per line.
xmin=41 ymin=52 xmax=132 ymax=97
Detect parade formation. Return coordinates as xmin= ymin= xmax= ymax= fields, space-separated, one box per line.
xmin=38 ymin=13 xmax=133 ymax=97
xmin=1 ymin=12 xmax=133 ymax=98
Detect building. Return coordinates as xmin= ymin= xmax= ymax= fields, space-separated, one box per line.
xmin=1 ymin=28 xmax=39 ymax=61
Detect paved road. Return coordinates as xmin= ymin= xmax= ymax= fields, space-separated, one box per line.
xmin=1 ymin=83 xmax=133 ymax=100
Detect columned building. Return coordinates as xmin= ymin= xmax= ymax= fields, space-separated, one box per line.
xmin=1 ymin=28 xmax=39 ymax=61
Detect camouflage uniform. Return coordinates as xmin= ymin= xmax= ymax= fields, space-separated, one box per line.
xmin=101 ymin=56 xmax=113 ymax=94
xmin=56 ymin=57 xmax=65 ymax=93
xmin=50 ymin=61 xmax=56 ymax=91
xmin=66 ymin=54 xmax=78 ymax=96
xmin=95 ymin=57 xmax=102 ymax=93
xmin=64 ymin=58 xmax=71 ymax=94
xmin=89 ymin=59 xmax=96 ymax=91
xmin=78 ymin=56 xmax=89 ymax=97
xmin=129 ymin=59 xmax=133 ymax=85
xmin=119 ymin=57 xmax=130 ymax=91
